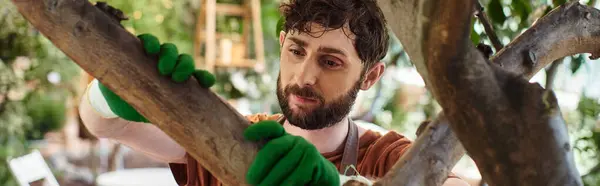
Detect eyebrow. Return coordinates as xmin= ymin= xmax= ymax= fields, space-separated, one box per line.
xmin=288 ymin=37 xmax=308 ymax=47
xmin=287 ymin=37 xmax=348 ymax=57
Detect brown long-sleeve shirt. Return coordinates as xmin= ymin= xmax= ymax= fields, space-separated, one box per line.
xmin=168 ymin=113 xmax=455 ymax=186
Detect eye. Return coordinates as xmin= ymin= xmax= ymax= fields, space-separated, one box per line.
xmin=325 ymin=60 xmax=337 ymax=66
xmin=289 ymin=49 xmax=304 ymax=56
xmin=321 ymin=58 xmax=342 ymax=69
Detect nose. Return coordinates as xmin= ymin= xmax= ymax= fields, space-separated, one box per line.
xmin=294 ymin=58 xmax=319 ymax=88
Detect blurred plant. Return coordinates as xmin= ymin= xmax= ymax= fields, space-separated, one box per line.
xmin=94 ymin=0 xmax=198 ymax=55
xmin=1 ymin=0 xmax=81 ymax=184
xmin=0 ymin=59 xmax=32 ymax=186
xmin=0 ymin=1 xmax=37 ymax=184
xmin=24 ymin=87 xmax=69 ymax=140
xmin=571 ymin=95 xmax=600 ymax=186
xmin=0 ymin=1 xmax=43 ymax=62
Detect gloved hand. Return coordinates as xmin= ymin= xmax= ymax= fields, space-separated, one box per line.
xmin=244 ymin=121 xmax=340 ymax=186
xmin=90 ymin=33 xmax=216 ymax=122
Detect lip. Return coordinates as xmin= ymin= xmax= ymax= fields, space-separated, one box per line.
xmin=291 ymin=94 xmax=318 ymax=104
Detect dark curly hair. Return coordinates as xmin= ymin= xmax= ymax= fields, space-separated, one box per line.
xmin=279 ymin=0 xmax=389 ymax=71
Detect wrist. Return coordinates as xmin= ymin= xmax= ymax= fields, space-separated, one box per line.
xmin=86 ymin=79 xmax=118 ymax=119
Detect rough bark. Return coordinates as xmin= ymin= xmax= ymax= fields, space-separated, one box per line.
xmin=375 ymin=0 xmax=468 ymax=184
xmin=417 ymin=0 xmax=582 ymax=184
xmin=10 ymin=0 xmax=257 ymax=185
xmin=375 ymin=0 xmax=600 ymax=184
xmin=376 ymin=0 xmax=433 ymax=89
xmin=490 ymin=2 xmax=600 ymax=79
xmin=374 ymin=113 xmax=464 ymax=186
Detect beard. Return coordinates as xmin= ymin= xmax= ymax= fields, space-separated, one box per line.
xmin=276 ymin=75 xmax=362 ymax=130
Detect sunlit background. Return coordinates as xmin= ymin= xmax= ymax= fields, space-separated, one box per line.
xmin=2 ymin=0 xmax=600 ymax=185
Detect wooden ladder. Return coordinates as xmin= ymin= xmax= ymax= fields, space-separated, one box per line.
xmin=194 ymin=0 xmax=265 ymax=73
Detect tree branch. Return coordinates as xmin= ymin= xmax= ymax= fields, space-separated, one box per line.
xmin=10 ymin=0 xmax=257 ymax=185
xmin=474 ymin=0 xmax=503 ymax=52
xmin=376 ymin=0 xmax=600 ymax=184
xmin=545 ymin=58 xmax=564 ymax=90
xmin=376 ymin=0 xmax=433 ymax=91
xmin=417 ymin=0 xmax=582 ymax=184
xmin=490 ymin=1 xmax=600 ymax=79
xmin=374 ymin=113 xmax=464 ymax=186
xmin=373 ymin=0 xmax=473 ymax=185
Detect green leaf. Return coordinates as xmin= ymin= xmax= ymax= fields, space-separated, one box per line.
xmin=488 ymin=0 xmax=506 ymax=26
xmin=571 ymin=54 xmax=585 ymax=74
xmin=577 ymin=95 xmax=600 ymax=119
xmin=553 ymin=0 xmax=567 ymax=7
xmin=511 ymin=0 xmax=532 ymax=25
xmin=470 ymin=18 xmax=480 ymax=45
xmin=276 ymin=17 xmax=284 ymax=38
xmin=543 ymin=6 xmax=554 ymax=17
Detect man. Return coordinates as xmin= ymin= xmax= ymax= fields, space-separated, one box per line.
xmin=79 ymin=0 xmax=470 ymax=185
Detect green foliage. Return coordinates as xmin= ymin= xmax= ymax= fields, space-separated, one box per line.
xmin=553 ymin=0 xmax=568 ymax=7
xmin=261 ymin=0 xmax=284 ymax=59
xmin=0 ymin=1 xmax=36 ymax=185
xmin=488 ymin=0 xmax=506 ymax=26
xmin=24 ymin=88 xmax=68 ymax=140
xmin=0 ymin=59 xmax=32 ymax=186
xmin=0 ymin=0 xmax=44 ymax=62
xmin=573 ymin=95 xmax=600 ymax=185
xmin=93 ymin=0 xmax=197 ymax=55
xmin=378 ymin=89 xmax=408 ymax=130
xmin=578 ymin=96 xmax=600 ymax=126
xmin=571 ymin=54 xmax=586 ymax=74
xmin=276 ymin=17 xmax=285 ymax=38
xmin=0 ymin=0 xmax=81 ymax=184
xmin=470 ymin=18 xmax=480 ymax=45
xmin=511 ymin=0 xmax=532 ymax=27
xmin=0 ymin=101 xmax=31 ymax=186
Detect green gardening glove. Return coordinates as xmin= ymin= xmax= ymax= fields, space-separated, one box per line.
xmin=96 ymin=33 xmax=216 ymax=123
xmin=244 ymin=121 xmax=340 ymax=186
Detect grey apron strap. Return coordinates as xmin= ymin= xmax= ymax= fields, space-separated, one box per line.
xmin=340 ymin=118 xmax=359 ymax=176
xmin=275 ymin=116 xmax=360 ymax=176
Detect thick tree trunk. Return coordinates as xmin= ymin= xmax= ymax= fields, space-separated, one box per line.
xmin=10 ymin=0 xmax=257 ymax=185
xmin=383 ymin=0 xmax=589 ymax=184
xmin=376 ymin=0 xmax=600 ymax=185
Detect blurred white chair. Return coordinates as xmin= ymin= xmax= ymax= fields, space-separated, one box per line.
xmin=7 ymin=149 xmax=60 ymax=186
xmin=96 ymin=168 xmax=178 ymax=186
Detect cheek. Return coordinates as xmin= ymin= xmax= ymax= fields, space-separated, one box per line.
xmin=279 ymin=54 xmax=294 ymax=87
xmin=318 ymin=74 xmax=357 ymax=101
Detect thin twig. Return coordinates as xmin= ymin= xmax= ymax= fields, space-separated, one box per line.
xmin=474 ymin=1 xmax=503 ymax=52
xmin=544 ymin=58 xmax=564 ymax=90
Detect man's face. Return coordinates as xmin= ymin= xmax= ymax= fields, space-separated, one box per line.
xmin=276 ymin=23 xmax=375 ymax=130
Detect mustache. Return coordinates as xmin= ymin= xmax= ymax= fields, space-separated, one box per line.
xmin=284 ymin=85 xmax=324 ymax=103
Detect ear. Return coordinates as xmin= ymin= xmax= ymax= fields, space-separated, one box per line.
xmin=279 ymin=31 xmax=286 ymax=47
xmin=360 ymin=62 xmax=385 ymax=90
